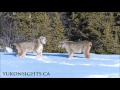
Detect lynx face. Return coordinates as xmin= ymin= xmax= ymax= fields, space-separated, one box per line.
xmin=58 ymin=39 xmax=69 ymax=48
xmin=39 ymin=36 xmax=46 ymax=44
xmin=58 ymin=42 xmax=65 ymax=49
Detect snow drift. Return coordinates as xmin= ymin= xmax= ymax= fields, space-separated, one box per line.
xmin=0 ymin=52 xmax=120 ymax=78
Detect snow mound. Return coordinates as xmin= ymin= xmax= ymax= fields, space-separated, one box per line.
xmin=5 ymin=47 xmax=13 ymax=53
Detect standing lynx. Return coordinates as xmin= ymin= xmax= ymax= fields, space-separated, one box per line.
xmin=58 ymin=39 xmax=92 ymax=59
xmin=14 ymin=36 xmax=46 ymax=57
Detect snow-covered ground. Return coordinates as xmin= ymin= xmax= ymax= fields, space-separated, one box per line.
xmin=0 ymin=52 xmax=120 ymax=78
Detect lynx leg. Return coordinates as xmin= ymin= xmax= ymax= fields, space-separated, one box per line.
xmin=37 ymin=51 xmax=42 ymax=56
xmin=85 ymin=51 xmax=90 ymax=58
xmin=68 ymin=51 xmax=73 ymax=58
xmin=39 ymin=50 xmax=43 ymax=56
xmin=16 ymin=44 xmax=25 ymax=57
xmin=17 ymin=53 xmax=25 ymax=57
xmin=33 ymin=50 xmax=41 ymax=56
xmin=85 ymin=41 xmax=91 ymax=58
xmin=17 ymin=50 xmax=26 ymax=57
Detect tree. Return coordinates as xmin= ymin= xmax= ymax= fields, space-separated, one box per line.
xmin=0 ymin=12 xmax=65 ymax=52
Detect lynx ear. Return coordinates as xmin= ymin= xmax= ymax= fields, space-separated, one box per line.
xmin=39 ymin=36 xmax=45 ymax=39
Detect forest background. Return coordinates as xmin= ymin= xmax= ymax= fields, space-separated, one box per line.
xmin=0 ymin=12 xmax=120 ymax=54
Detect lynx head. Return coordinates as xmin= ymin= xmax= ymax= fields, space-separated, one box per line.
xmin=58 ymin=39 xmax=69 ymax=48
xmin=39 ymin=36 xmax=46 ymax=44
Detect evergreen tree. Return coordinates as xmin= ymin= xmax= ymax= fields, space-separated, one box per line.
xmin=44 ymin=12 xmax=65 ymax=52
xmin=8 ymin=12 xmax=65 ymax=52
xmin=0 ymin=12 xmax=120 ymax=54
xmin=62 ymin=12 xmax=120 ymax=54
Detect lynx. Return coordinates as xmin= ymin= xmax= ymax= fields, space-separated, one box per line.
xmin=58 ymin=39 xmax=92 ymax=59
xmin=14 ymin=36 xmax=46 ymax=57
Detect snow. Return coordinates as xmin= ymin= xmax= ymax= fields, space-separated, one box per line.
xmin=4 ymin=47 xmax=13 ymax=53
xmin=0 ymin=52 xmax=120 ymax=78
